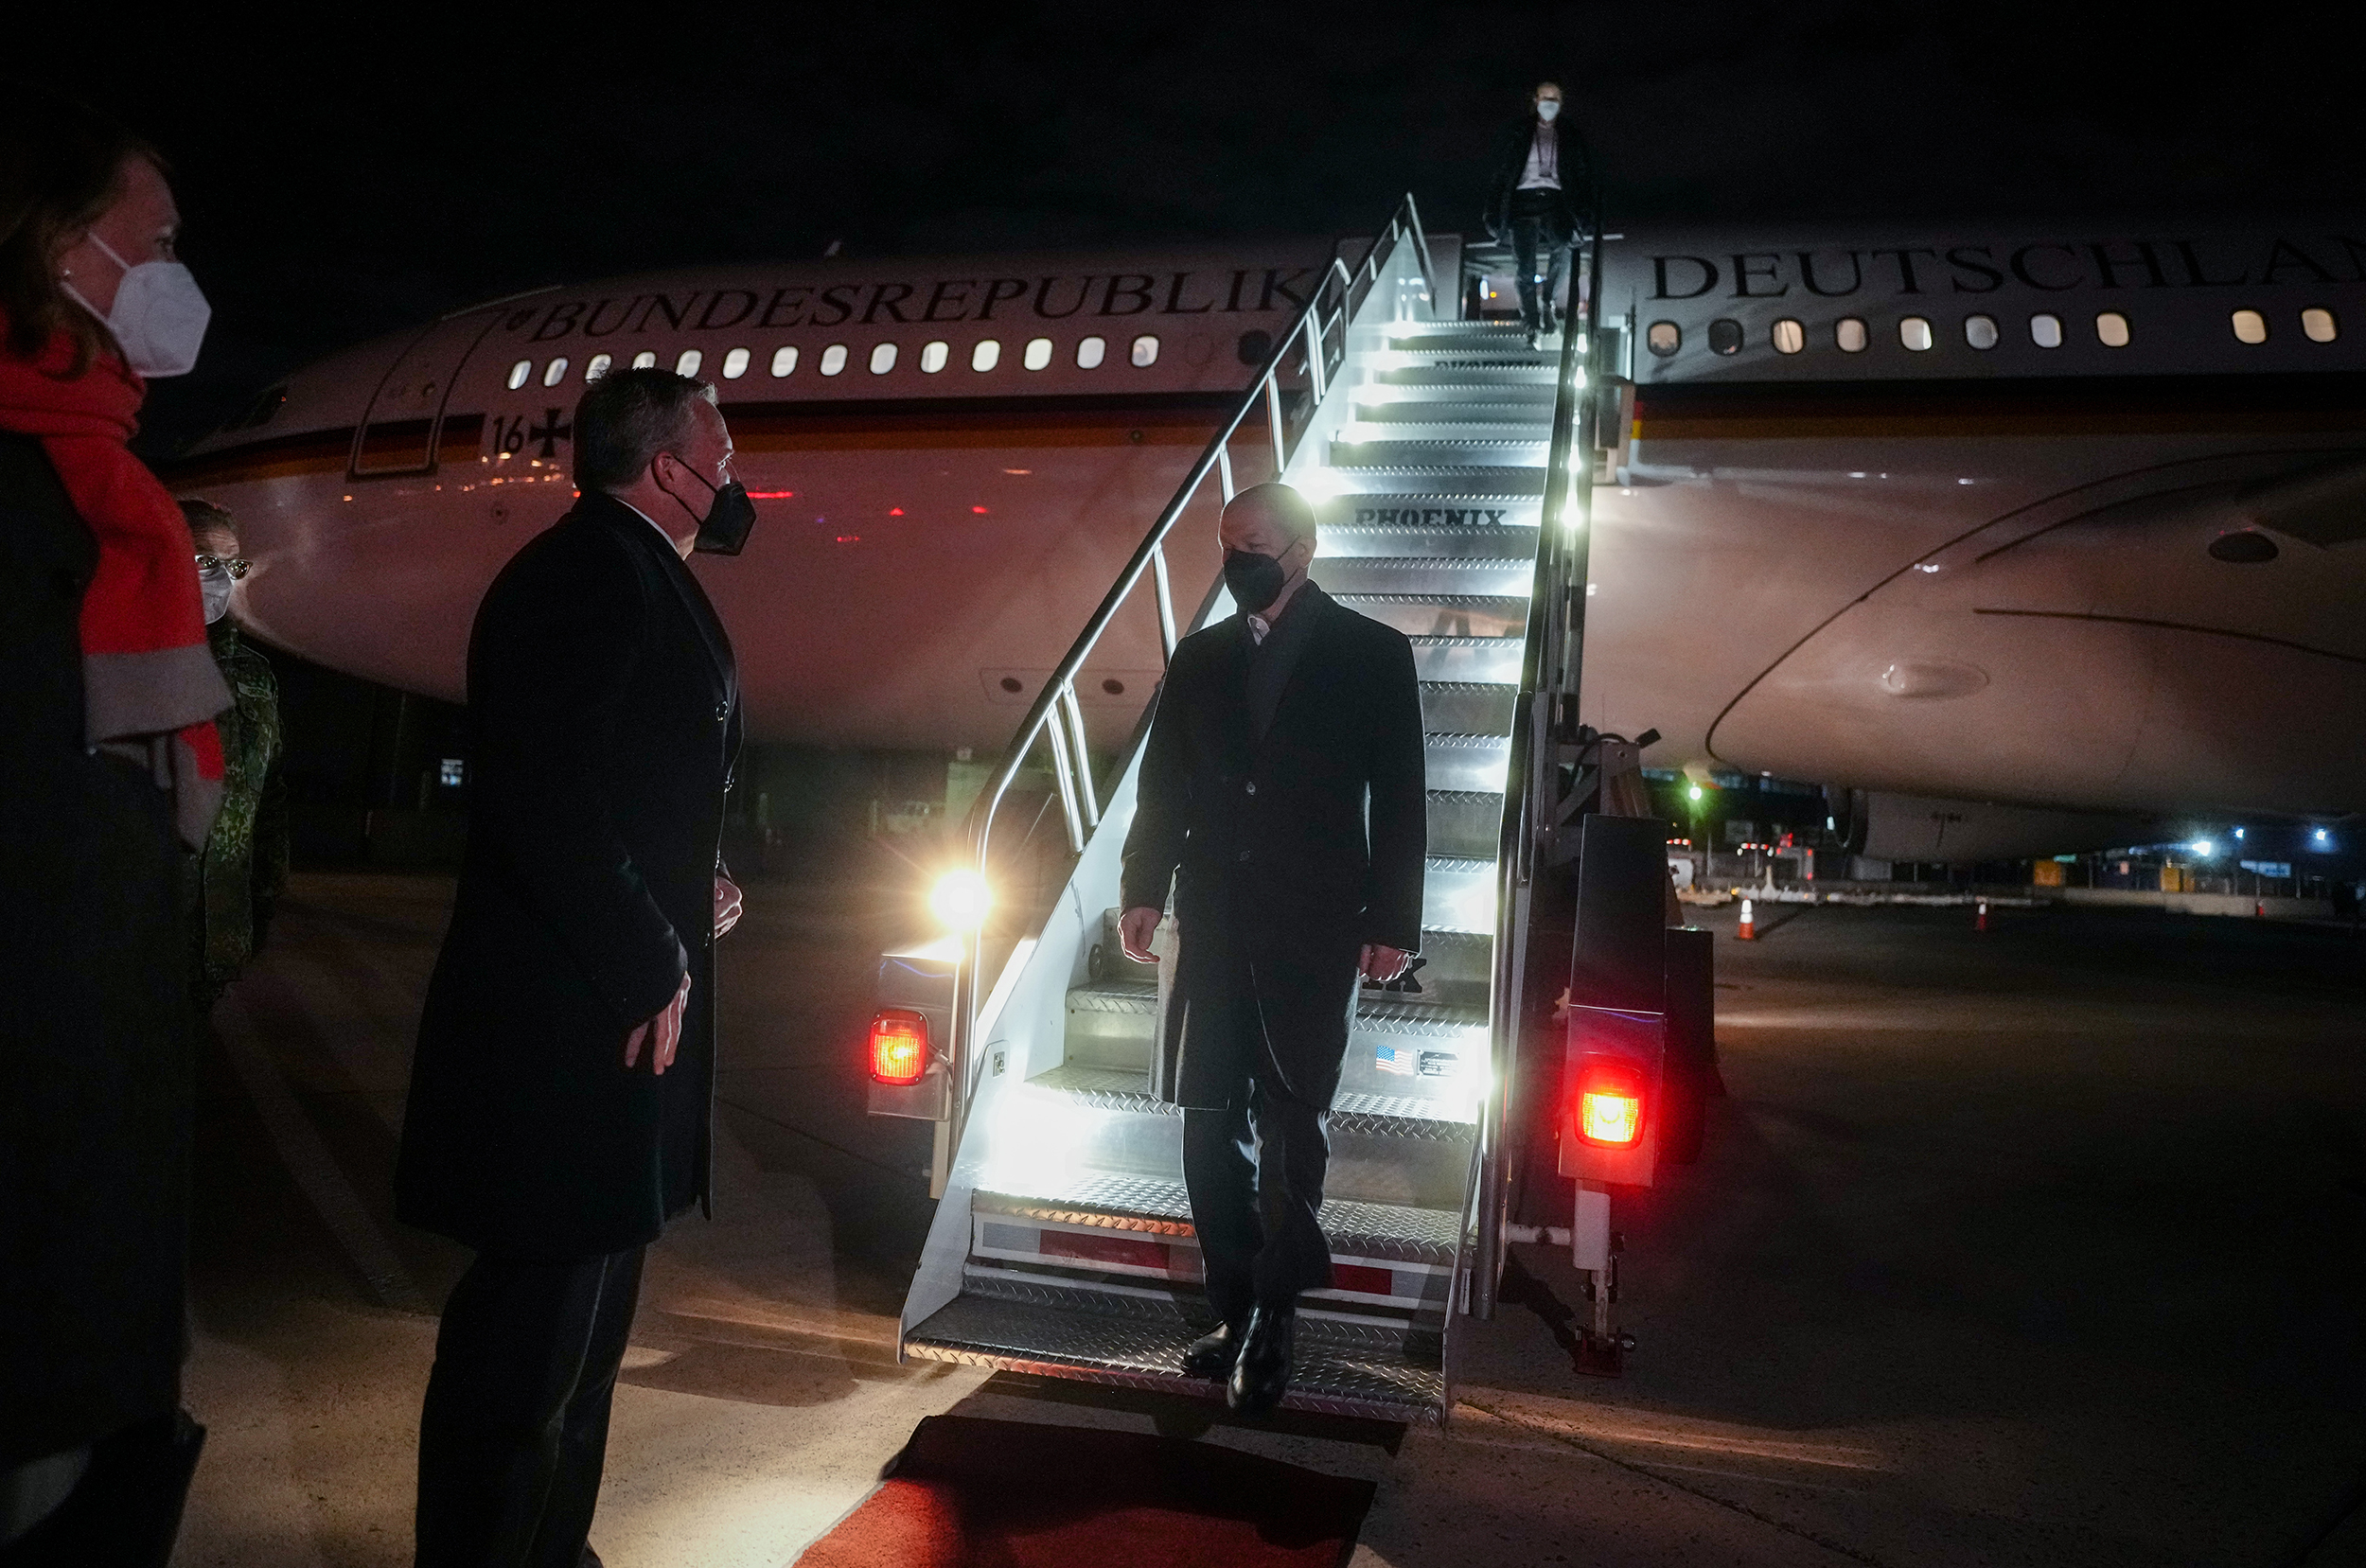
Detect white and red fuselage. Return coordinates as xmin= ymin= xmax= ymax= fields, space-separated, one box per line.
xmin=170 ymin=225 xmax=2366 ymax=843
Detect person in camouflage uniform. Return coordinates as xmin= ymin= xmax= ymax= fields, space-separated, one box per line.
xmin=181 ymin=500 xmax=287 ymax=1012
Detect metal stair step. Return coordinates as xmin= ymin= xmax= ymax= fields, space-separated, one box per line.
xmin=1022 ymin=1059 xmax=1479 ymax=1139
xmin=1321 ymin=525 xmax=1536 ymax=563
xmin=1336 ymin=468 xmax=1546 ymax=499
xmin=1316 ymin=556 xmax=1535 ymax=598
xmin=1428 ymin=788 xmax=1505 ymax=860
xmin=1373 ymin=363 xmax=1558 ymax=386
xmin=1408 ymin=634 xmax=1525 ymax=684
xmin=1425 ymin=731 xmax=1510 ymax=793
xmin=1421 ymin=681 xmax=1516 ymax=736
xmin=1342 ymin=421 xmax=1552 ymax=444
xmin=1337 ymin=593 xmax=1528 ymax=640
xmin=1323 ymin=495 xmax=1542 ymax=530
xmin=973 ymin=1174 xmax=1461 ymax=1264
xmin=1353 ymin=392 xmax=1552 ymax=415
xmin=1351 ymin=381 xmax=1558 ymax=405
xmin=1332 ymin=439 xmax=1549 ymax=469
xmin=1418 ymin=854 xmax=1497 ymax=934
xmin=904 ymin=1274 xmax=1445 ymax=1423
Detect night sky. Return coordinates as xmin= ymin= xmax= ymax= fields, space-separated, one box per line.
xmin=34 ymin=5 xmax=2355 ymax=455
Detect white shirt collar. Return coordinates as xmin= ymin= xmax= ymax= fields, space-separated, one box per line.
xmin=613 ymin=496 xmax=684 ymax=555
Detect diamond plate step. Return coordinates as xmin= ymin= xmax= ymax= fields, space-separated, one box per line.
xmin=1316 ymin=556 xmax=1535 ymax=598
xmin=1419 ymin=854 xmax=1496 ymax=934
xmin=1321 ymin=523 xmax=1536 ymax=561
xmin=1323 ymin=495 xmax=1542 ymax=529
xmin=1337 ymin=467 xmax=1547 ymax=500
xmin=904 ymin=1274 xmax=1445 ymax=1423
xmin=1374 ymin=363 xmax=1557 ymax=386
xmin=1420 ymin=681 xmax=1516 ymax=736
xmin=1350 ymin=381 xmax=1557 ymax=404
xmin=1333 ymin=439 xmax=1550 ymax=469
xmin=1425 ymin=731 xmax=1510 ymax=793
xmin=1351 ymin=400 xmax=1554 ymax=426
xmin=974 ymin=1174 xmax=1460 ymax=1263
xmin=1024 ymin=1059 xmax=1478 ymax=1139
xmin=1339 ymin=594 xmax=1527 ymax=640
xmin=1409 ymin=634 xmax=1524 ymax=684
xmin=1428 ymin=787 xmax=1505 ymax=859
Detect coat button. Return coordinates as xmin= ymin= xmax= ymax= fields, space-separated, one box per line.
xmin=1245 ymin=781 xmax=1257 ymax=795
xmin=714 ymin=700 xmax=729 ymax=720
xmin=1238 ymin=850 xmax=1252 ymax=862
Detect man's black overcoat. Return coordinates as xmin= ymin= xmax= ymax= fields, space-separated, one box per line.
xmin=397 ymin=493 xmax=739 ymax=1260
xmin=1483 ymin=114 xmax=1597 ymax=242
xmin=1120 ymin=585 xmax=1425 ymax=1110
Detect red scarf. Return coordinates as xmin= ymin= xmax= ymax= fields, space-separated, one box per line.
xmin=0 ymin=326 xmax=227 ymax=848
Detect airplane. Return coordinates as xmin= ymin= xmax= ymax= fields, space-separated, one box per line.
xmin=167 ymin=221 xmax=2366 ymax=863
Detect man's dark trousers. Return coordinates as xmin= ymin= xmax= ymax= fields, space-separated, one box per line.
xmin=1180 ymin=960 xmax=1334 ymax=1324
xmin=1510 ymin=188 xmax=1573 ymax=332
xmin=415 ymin=1246 xmax=644 ymax=1567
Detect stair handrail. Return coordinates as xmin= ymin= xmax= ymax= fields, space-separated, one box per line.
xmin=945 ymin=195 xmax=1439 ymax=1147
xmin=1470 ymin=225 xmax=1606 ymax=1318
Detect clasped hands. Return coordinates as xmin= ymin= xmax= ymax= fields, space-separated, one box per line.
xmin=1117 ymin=906 xmax=1411 ymax=984
xmin=625 ymin=874 xmax=744 ymax=1075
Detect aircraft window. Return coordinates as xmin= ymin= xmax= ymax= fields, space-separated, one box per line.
xmin=770 ymin=345 xmax=799 ymax=377
xmin=1964 ymin=314 xmax=1999 ymax=350
xmin=631 ymin=351 xmax=658 ymax=369
xmin=1707 ymin=319 xmax=1743 ymax=355
xmin=506 ymin=359 xmax=531 ymax=391
xmin=920 ymin=341 xmax=949 ymax=373
xmin=1131 ymin=334 xmax=1160 ymax=367
xmin=2303 ymin=307 xmax=2340 ymax=343
xmin=1024 ymin=337 xmax=1054 ymax=371
xmin=819 ymin=344 xmax=849 ymax=376
xmin=870 ymin=343 xmax=897 ymax=375
xmin=1835 ymin=318 xmax=1867 ymax=352
xmin=2095 ymin=310 xmax=2131 ymax=348
xmin=1771 ymin=319 xmax=1805 ymax=354
xmin=1646 ymin=321 xmax=1680 ymax=356
xmin=972 ymin=339 xmax=1002 ymax=372
xmin=1898 ymin=317 xmax=1933 ymax=352
xmin=2029 ymin=313 xmax=2063 ymax=348
xmin=722 ymin=346 xmax=750 ymax=379
xmin=585 ymin=353 xmax=613 ymax=382
xmin=1078 ymin=335 xmax=1107 ymax=368
xmin=541 ymin=357 xmax=570 ymax=387
xmin=675 ymin=348 xmax=703 ymax=377
xmin=2231 ymin=309 xmax=2269 ymax=344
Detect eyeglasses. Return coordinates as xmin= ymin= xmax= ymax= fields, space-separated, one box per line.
xmin=195 ymin=555 xmax=251 ymax=579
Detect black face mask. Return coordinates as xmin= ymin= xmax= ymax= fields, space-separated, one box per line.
xmin=667 ymin=459 xmax=759 ymax=555
xmin=1224 ymin=549 xmax=1288 ymax=614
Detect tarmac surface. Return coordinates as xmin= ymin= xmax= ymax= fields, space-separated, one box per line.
xmin=172 ymin=872 xmax=2366 ymax=1566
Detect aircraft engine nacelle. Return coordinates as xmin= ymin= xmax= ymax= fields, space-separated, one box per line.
xmin=1833 ymin=788 xmax=2156 ymax=864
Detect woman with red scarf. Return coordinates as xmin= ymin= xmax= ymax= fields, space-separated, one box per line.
xmin=0 ymin=85 xmax=230 ymax=1564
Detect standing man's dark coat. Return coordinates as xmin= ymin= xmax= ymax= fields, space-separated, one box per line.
xmin=1121 ymin=583 xmax=1427 ymax=1112
xmin=1484 ymin=113 xmax=1595 ymax=244
xmin=396 ymin=491 xmax=740 ymax=1260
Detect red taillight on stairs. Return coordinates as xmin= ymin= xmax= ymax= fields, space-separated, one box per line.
xmin=1575 ymin=1059 xmax=1646 ymax=1147
xmin=868 ymin=1009 xmax=928 ymax=1085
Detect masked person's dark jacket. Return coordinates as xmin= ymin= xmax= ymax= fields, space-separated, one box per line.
xmin=1121 ymin=583 xmax=1426 ymax=1109
xmin=396 ymin=493 xmax=738 ymax=1259
xmin=1484 ymin=114 xmax=1596 ymax=243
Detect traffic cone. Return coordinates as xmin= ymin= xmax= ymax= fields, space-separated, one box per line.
xmin=1737 ymin=897 xmax=1756 ymax=941
xmin=1976 ymin=898 xmax=1988 ymax=932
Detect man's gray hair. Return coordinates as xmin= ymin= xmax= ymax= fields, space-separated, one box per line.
xmin=574 ymin=367 xmax=718 ymax=492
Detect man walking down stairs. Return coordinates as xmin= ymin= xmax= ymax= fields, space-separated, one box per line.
xmin=1117 ymin=481 xmax=1428 ymax=1417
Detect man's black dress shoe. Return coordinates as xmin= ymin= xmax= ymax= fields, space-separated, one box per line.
xmin=1182 ymin=1319 xmax=1245 ymax=1379
xmin=1226 ymin=1304 xmax=1295 ymax=1417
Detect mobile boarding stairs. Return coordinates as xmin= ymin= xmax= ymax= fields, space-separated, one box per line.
xmin=866 ymin=197 xmax=1717 ymax=1423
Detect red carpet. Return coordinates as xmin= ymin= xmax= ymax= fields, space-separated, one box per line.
xmin=796 ymin=1415 xmax=1375 ymax=1567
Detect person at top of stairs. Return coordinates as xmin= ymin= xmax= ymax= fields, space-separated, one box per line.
xmin=1483 ymin=79 xmax=1594 ymax=346
xmin=1116 ymin=481 xmax=1428 ymax=1417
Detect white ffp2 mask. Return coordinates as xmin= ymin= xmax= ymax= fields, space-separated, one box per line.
xmin=64 ymin=235 xmax=211 ymax=379
xmin=1536 ymin=99 xmax=1562 ymax=122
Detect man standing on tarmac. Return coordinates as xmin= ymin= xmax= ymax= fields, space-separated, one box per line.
xmin=1485 ymin=79 xmax=1594 ymax=346
xmin=1118 ymin=482 xmax=1427 ymax=1418
xmin=395 ymin=366 xmax=752 ymax=1567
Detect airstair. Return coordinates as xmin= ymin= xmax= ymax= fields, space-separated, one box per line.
xmin=881 ymin=199 xmax=1619 ymax=1423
